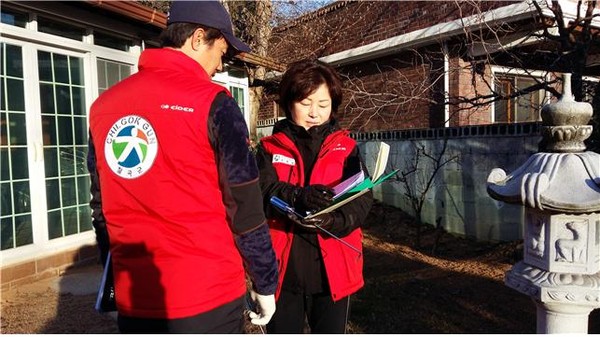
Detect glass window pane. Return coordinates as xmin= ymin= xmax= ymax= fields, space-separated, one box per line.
xmin=69 ymin=56 xmax=83 ymax=85
xmin=59 ymin=147 xmax=75 ymax=176
xmin=1 ymin=182 xmax=12 ymax=215
xmin=6 ymin=78 xmax=25 ymax=111
xmin=0 ymin=43 xmax=3 ymax=77
xmin=5 ymin=44 xmax=23 ymax=78
xmin=10 ymin=148 xmax=28 ymax=180
xmin=39 ymin=83 xmax=55 ymax=114
xmin=47 ymin=209 xmax=62 ymax=239
xmin=77 ymin=176 xmax=90 ymax=205
xmin=1 ymin=8 xmax=27 ymax=28
xmin=38 ymin=17 xmax=84 ymax=42
xmin=63 ymin=207 xmax=77 ymax=235
xmin=14 ymin=214 xmax=33 ymax=246
xmin=73 ymin=117 xmax=87 ymax=145
xmin=120 ymin=64 xmax=131 ymax=78
xmin=53 ymin=54 xmax=69 ymax=84
xmin=97 ymin=59 xmax=106 ymax=90
xmin=1 ymin=111 xmax=7 ymax=146
xmin=1 ymin=79 xmax=5 ymax=111
xmin=44 ymin=147 xmax=59 ymax=177
xmin=56 ymin=85 xmax=71 ymax=114
xmin=12 ymin=181 xmax=30 ymax=214
xmin=106 ymin=62 xmax=120 ymax=87
xmin=78 ymin=206 xmax=92 ymax=232
xmin=1 ymin=217 xmax=14 ymax=250
xmin=8 ymin=113 xmax=27 ymax=145
xmin=58 ymin=116 xmax=73 ymax=145
xmin=74 ymin=146 xmax=88 ymax=174
xmin=0 ymin=150 xmax=8 ymax=181
xmin=38 ymin=51 xmax=53 ymax=82
xmin=94 ymin=31 xmax=130 ymax=51
xmin=46 ymin=178 xmax=60 ymax=210
xmin=61 ymin=177 xmax=76 ymax=206
xmin=42 ymin=116 xmax=57 ymax=145
xmin=72 ymin=87 xmax=85 ymax=116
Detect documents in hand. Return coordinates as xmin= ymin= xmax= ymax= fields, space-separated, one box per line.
xmin=270 ymin=142 xmax=398 ymax=219
xmin=95 ymin=251 xmax=117 ymax=313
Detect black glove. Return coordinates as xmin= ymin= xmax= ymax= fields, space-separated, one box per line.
xmin=302 ymin=213 xmax=335 ymax=231
xmin=293 ymin=184 xmax=334 ymax=212
xmin=286 ymin=212 xmax=335 ymax=233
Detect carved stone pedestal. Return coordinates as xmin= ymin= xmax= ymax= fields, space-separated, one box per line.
xmin=506 ymin=261 xmax=600 ymax=333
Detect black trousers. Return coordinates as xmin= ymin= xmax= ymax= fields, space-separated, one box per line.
xmin=117 ymin=295 xmax=245 ymax=333
xmin=266 ymin=289 xmax=350 ymax=334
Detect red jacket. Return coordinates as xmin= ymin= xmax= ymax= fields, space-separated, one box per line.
xmin=89 ymin=48 xmax=245 ymax=319
xmin=260 ymin=130 xmax=364 ymax=301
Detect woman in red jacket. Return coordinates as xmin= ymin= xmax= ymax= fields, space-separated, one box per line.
xmin=256 ymin=59 xmax=373 ymax=333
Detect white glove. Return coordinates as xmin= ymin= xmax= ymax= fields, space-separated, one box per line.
xmin=248 ymin=291 xmax=276 ymax=326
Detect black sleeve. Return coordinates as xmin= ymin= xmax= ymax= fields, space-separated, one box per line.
xmin=208 ymin=92 xmax=266 ymax=234
xmin=208 ymin=93 xmax=278 ymax=295
xmin=87 ymin=132 xmax=110 ymax=266
xmin=255 ymin=142 xmax=298 ymax=219
xmin=327 ymin=146 xmax=374 ymax=237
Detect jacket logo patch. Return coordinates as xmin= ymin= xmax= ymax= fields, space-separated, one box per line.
xmin=105 ymin=115 xmax=158 ymax=179
xmin=272 ymin=154 xmax=295 ymax=166
xmin=332 ymin=144 xmax=346 ymax=152
xmin=160 ymin=104 xmax=194 ymax=113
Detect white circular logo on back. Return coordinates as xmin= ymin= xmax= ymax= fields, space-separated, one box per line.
xmin=104 ymin=115 xmax=158 ymax=179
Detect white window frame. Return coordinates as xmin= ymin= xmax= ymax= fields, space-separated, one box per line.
xmin=213 ymin=71 xmax=251 ymax=131
xmin=0 ymin=8 xmax=139 ymax=266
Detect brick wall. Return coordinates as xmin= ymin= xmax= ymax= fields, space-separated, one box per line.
xmin=271 ymin=1 xmax=516 ymax=64
xmin=259 ymin=1 xmax=520 ymax=133
xmin=1 ymin=245 xmax=98 ymax=292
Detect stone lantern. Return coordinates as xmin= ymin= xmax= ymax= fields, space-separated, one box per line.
xmin=487 ymin=73 xmax=600 ymax=333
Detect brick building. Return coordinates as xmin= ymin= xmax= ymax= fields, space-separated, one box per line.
xmin=258 ymin=0 xmax=600 ymax=133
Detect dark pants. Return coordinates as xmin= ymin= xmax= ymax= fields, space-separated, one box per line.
xmin=117 ymin=296 xmax=245 ymax=333
xmin=266 ymin=290 xmax=350 ymax=334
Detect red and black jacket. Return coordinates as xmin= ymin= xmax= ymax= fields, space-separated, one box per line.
xmin=257 ymin=119 xmax=373 ymax=301
xmin=88 ymin=48 xmax=276 ymax=319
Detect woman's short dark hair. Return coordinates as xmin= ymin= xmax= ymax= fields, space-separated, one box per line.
xmin=278 ymin=59 xmax=343 ymax=119
xmin=159 ymin=23 xmax=223 ymax=48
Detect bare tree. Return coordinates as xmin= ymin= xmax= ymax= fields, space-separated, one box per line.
xmin=394 ymin=138 xmax=458 ymax=250
xmin=224 ymin=1 xmax=274 ymax=141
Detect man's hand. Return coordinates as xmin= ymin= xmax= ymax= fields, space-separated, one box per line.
xmin=293 ymin=185 xmax=334 ymax=212
xmin=248 ymin=291 xmax=276 ymax=326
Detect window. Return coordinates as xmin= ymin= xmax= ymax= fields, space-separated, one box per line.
xmin=38 ymin=50 xmax=91 ymax=239
xmin=230 ymin=86 xmax=245 ymax=115
xmin=95 ymin=31 xmax=131 ymax=52
xmin=37 ymin=16 xmax=85 ymax=42
xmin=1 ymin=8 xmax=27 ymax=28
xmin=1 ymin=42 xmax=33 ymax=250
xmin=494 ymin=75 xmax=544 ymax=123
xmin=97 ymin=59 xmax=132 ymax=95
xmin=581 ymin=78 xmax=599 ymax=103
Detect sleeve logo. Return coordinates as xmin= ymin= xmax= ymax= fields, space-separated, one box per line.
xmin=104 ymin=115 xmax=158 ymax=179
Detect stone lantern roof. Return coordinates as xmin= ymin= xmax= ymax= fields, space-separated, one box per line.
xmin=487 ymin=74 xmax=600 ymax=214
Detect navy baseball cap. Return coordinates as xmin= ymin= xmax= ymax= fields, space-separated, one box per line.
xmin=167 ymin=0 xmax=251 ymax=54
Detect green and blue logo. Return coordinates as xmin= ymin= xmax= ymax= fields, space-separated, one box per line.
xmin=105 ymin=115 xmax=158 ymax=179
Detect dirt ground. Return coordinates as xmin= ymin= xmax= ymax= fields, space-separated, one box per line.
xmin=2 ymin=201 xmax=600 ymax=333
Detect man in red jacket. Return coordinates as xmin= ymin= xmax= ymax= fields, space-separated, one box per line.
xmin=87 ymin=0 xmax=277 ymax=333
